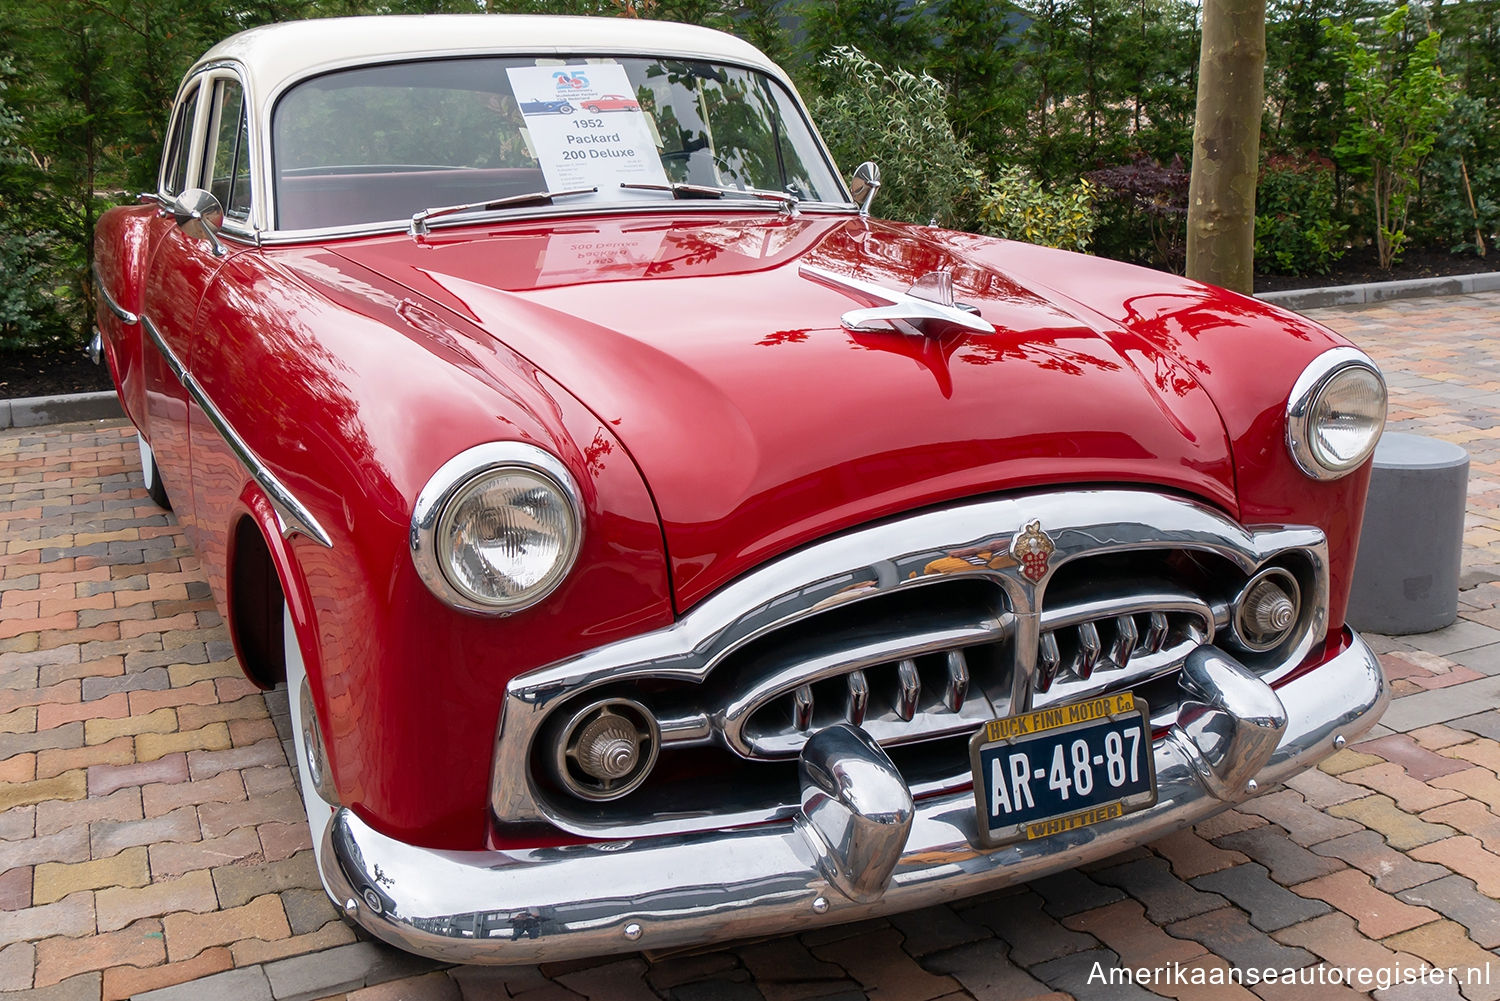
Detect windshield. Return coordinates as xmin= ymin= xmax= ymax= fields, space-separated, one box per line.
xmin=272 ymin=56 xmax=849 ymax=230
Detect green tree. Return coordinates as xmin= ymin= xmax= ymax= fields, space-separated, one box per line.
xmin=1324 ymin=5 xmax=1455 ymax=268
xmin=811 ymin=46 xmax=982 ymax=227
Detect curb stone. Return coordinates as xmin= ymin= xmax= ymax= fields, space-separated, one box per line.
xmin=1256 ymin=270 xmax=1500 ymax=310
xmin=0 ymin=390 xmax=122 ymax=430
xmin=3 ymin=272 xmax=1498 ymax=431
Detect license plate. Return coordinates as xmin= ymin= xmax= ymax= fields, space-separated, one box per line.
xmin=970 ymin=692 xmax=1156 ymax=846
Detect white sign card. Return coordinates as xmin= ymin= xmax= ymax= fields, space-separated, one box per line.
xmin=506 ymin=63 xmax=670 ymax=197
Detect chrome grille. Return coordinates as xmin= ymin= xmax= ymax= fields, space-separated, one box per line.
xmin=494 ymin=490 xmax=1331 ymax=841
xmin=741 ymin=644 xmax=998 ymax=758
xmin=1033 ymin=590 xmax=1214 ymax=704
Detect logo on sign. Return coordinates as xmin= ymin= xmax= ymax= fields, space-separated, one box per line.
xmin=553 ymin=71 xmax=589 ymax=92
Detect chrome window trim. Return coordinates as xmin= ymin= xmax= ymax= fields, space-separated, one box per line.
xmin=140 ymin=314 xmax=332 ymax=549
xmin=408 ymin=441 xmax=584 ymax=616
xmin=490 ymin=489 xmax=1329 ymax=839
xmin=91 ymin=262 xmax=138 ymax=325
xmin=1285 ymin=346 xmax=1387 ymax=481
xmin=162 ymin=61 xmax=267 ymax=232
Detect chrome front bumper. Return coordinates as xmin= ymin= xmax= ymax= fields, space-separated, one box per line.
xmin=319 ymin=631 xmax=1386 ymax=964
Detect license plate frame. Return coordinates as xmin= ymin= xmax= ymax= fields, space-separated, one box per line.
xmin=970 ymin=692 xmax=1157 ymax=847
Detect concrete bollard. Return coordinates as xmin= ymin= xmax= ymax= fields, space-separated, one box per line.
xmin=1347 ymin=432 xmax=1469 ymax=635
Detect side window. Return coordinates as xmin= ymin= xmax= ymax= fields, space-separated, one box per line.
xmin=163 ymin=84 xmax=201 ymax=197
xmin=208 ymin=79 xmax=251 ymax=220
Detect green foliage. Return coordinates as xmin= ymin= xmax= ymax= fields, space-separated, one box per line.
xmin=1254 ymin=154 xmax=1350 ymax=274
xmin=975 ymin=166 xmax=1097 ymax=252
xmin=1324 ymin=5 xmax=1456 ymax=268
xmin=810 ymin=46 xmax=982 ymax=228
xmin=1085 ymin=155 xmax=1190 ymax=271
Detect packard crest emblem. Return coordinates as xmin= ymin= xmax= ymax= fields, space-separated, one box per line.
xmin=1011 ymin=520 xmax=1055 ymax=582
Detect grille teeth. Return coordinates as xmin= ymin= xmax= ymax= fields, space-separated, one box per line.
xmin=1110 ymin=614 xmax=1139 ymax=667
xmin=944 ymin=650 xmax=970 ymax=711
xmin=895 ymin=659 xmax=921 ymax=721
xmin=1037 ymin=631 xmax=1061 ymax=693
xmin=1076 ymin=621 xmax=1102 ymax=680
xmin=1144 ymin=611 xmax=1169 ymax=653
xmin=793 ymin=685 xmax=815 ymax=730
xmin=846 ymin=669 xmax=870 ymax=726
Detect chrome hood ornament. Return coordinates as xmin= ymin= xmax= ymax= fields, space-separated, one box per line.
xmin=799 ymin=264 xmax=995 ymax=336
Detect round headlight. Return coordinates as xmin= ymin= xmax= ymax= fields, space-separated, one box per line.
xmin=411 ymin=443 xmax=582 ymax=614
xmin=1286 ymin=348 xmax=1387 ymax=481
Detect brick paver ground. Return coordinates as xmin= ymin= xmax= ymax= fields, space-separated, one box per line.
xmin=2 ymin=289 xmax=1499 ymax=1001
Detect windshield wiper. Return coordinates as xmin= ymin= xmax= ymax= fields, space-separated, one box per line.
xmin=409 ymin=187 xmax=598 ymax=235
xmin=620 ymin=181 xmax=798 ymax=213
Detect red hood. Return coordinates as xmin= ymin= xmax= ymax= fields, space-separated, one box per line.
xmin=330 ymin=214 xmax=1236 ymax=610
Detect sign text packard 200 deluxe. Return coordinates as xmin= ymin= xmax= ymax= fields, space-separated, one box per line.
xmin=92 ymin=16 xmax=1390 ymax=963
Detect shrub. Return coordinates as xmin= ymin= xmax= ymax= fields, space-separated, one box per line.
xmin=811 ymin=46 xmax=983 ymax=228
xmin=1085 ymin=155 xmax=1190 ymax=272
xmin=975 ymin=166 xmax=1097 ymax=252
xmin=1254 ymin=154 xmax=1349 ymax=275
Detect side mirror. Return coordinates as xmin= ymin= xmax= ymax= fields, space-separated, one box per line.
xmin=172 ymin=188 xmax=227 ymax=257
xmin=849 ymin=161 xmax=881 ymax=218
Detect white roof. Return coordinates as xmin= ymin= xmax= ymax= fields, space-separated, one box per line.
xmin=193 ymin=15 xmax=789 ymax=103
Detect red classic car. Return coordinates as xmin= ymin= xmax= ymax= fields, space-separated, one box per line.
xmin=582 ymin=93 xmax=642 ymax=112
xmin=92 ymin=14 xmax=1390 ymax=964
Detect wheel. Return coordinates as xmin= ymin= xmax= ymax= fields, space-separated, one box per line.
xmin=558 ymin=102 xmax=573 ymax=114
xmin=584 ymin=103 xmax=600 ymax=113
xmin=137 ymin=432 xmax=171 ymax=509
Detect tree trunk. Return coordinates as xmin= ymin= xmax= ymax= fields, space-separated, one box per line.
xmin=1185 ymin=0 xmax=1265 ymax=294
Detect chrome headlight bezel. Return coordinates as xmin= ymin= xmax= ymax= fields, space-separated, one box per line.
xmin=1285 ymin=347 xmax=1387 ymax=481
xmin=410 ymin=442 xmax=584 ymax=615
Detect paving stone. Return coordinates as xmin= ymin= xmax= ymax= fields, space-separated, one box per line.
xmin=1379 ymin=676 xmax=1500 ymax=733
xmin=100 ymin=945 xmax=233 ymax=1001
xmin=211 ymin=851 xmax=319 ymax=910
xmin=1375 ymin=978 xmax=1466 ymax=1001
xmin=1290 ymin=869 xmax=1441 ymax=939
xmin=3 ymin=972 xmax=103 ymax=1001
xmin=33 ymin=844 xmax=150 ymax=905
xmin=1165 ymin=907 xmax=1316 ymax=972
xmin=1027 ymin=869 xmax=1127 ymax=918
xmin=135 ymin=722 xmax=232 ymax=762
xmin=1193 ymin=810 xmax=1266 ymax=840
xmin=347 ymin=972 xmax=462 ymax=1001
xmin=1283 ymin=769 xmax=1366 ymax=810
xmin=96 ymin=869 xmax=218 ymax=933
xmin=1381 ymin=921 xmax=1500 ymax=1001
xmin=1434 ymin=768 xmax=1500 ymax=813
xmin=163 ymin=893 xmax=290 ymax=963
xmin=958 ymin=889 xmax=1099 ymax=966
xmin=0 ymin=823 xmax=89 ymax=870
xmin=1421 ymin=799 xmax=1500 ymax=852
xmin=1441 ymin=738 xmax=1500 ymax=776
xmin=1237 ymin=791 xmax=1362 ymax=847
xmin=0 ymin=941 xmax=32 ymax=993
xmin=1091 ymin=857 xmax=1228 ymax=925
xmin=1342 ymin=762 xmax=1469 ymax=812
xmin=1327 ymin=794 xmax=1457 ymax=850
xmin=1062 ymin=899 xmax=1204 ymax=968
xmin=90 ymin=805 xmax=198 ymax=858
xmin=923 ymin=939 xmax=1056 ymax=1001
xmin=885 ymin=904 xmax=988 ymax=957
xmin=1149 ymin=828 xmax=1248 ymax=880
xmin=1029 ymin=946 xmax=1165 ymax=1001
xmin=0 ymin=769 xmax=86 ymax=812
xmin=280 ymin=887 xmax=340 ymax=937
xmin=1311 ymin=830 xmax=1450 ymax=892
xmin=1272 ymin=913 xmax=1427 ymax=987
xmin=80 ymin=666 xmax=170 ymax=701
xmin=0 ymin=891 xmax=94 ymax=947
xmin=1409 ymin=835 xmax=1500 ymax=896
xmin=1190 ymin=863 xmax=1331 ymax=932
xmin=1397 ymin=875 xmax=1500 ymax=949
xmin=227 ymin=918 xmax=356 ymax=967
xmin=1452 ymin=713 xmax=1500 ymax=742
xmin=150 ymin=827 xmax=262 ymax=879
xmin=187 ymin=738 xmax=286 ymax=781
xmin=809 ymin=927 xmax=959 ymax=1001
xmin=33 ymin=917 xmax=165 ymax=987
xmin=549 ymin=959 xmax=659 ymax=1001
xmin=1408 ymin=725 xmax=1476 ymax=751
xmin=132 ymin=965 xmax=273 ymax=1001
xmin=1318 ymin=748 xmax=1384 ymax=776
xmin=669 ymin=981 xmax=766 ymax=1001
xmin=141 ymin=768 xmax=245 ymax=817
xmin=197 ymin=786 xmax=300 ymax=838
xmin=1215 ymin=826 xmax=1343 ymax=885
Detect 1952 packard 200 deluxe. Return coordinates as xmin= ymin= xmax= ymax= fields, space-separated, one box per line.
xmin=92 ymin=14 xmax=1391 ymax=964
